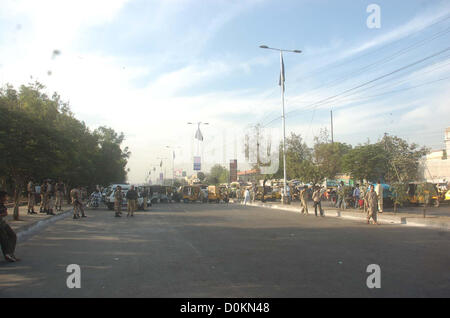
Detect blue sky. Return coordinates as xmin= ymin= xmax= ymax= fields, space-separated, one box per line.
xmin=1 ymin=0 xmax=449 ymax=182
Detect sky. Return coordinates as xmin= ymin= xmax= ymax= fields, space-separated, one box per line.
xmin=1 ymin=0 xmax=450 ymax=183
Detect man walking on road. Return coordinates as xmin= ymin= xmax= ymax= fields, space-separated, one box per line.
xmin=243 ymin=188 xmax=250 ymax=205
xmin=300 ymin=187 xmax=309 ymax=215
xmin=0 ymin=191 xmax=20 ymax=262
xmin=366 ymin=184 xmax=379 ymax=225
xmin=27 ymin=180 xmax=36 ymax=215
xmin=375 ymin=180 xmax=383 ymax=213
xmin=114 ymin=186 xmax=123 ymax=217
xmin=126 ymin=185 xmax=138 ymax=217
xmin=312 ymin=186 xmax=324 ymax=217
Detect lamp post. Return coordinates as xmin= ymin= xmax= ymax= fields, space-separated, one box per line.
xmin=166 ymin=146 xmax=181 ymax=186
xmin=260 ymin=45 xmax=302 ymax=204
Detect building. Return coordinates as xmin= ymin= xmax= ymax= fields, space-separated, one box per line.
xmin=419 ymin=127 xmax=450 ymax=184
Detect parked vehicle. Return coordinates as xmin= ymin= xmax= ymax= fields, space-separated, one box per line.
xmin=180 ymin=185 xmax=202 ymax=203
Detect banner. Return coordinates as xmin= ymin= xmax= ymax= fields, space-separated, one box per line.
xmin=193 ymin=156 xmax=201 ymax=171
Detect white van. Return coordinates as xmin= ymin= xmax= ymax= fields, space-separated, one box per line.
xmin=105 ymin=184 xmax=146 ymax=210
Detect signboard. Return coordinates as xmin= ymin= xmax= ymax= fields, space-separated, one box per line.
xmin=230 ymin=159 xmax=237 ymax=182
xmin=193 ymin=156 xmax=201 ymax=171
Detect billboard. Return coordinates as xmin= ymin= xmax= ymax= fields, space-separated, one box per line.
xmin=193 ymin=156 xmax=201 ymax=171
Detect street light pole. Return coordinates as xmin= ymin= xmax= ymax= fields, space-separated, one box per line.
xmin=260 ymin=45 xmax=302 ymax=204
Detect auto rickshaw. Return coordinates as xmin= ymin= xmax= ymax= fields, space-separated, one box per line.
xmin=407 ymin=182 xmax=440 ymax=206
xmin=207 ymin=185 xmax=229 ymax=203
xmin=180 ymin=185 xmax=202 ymax=203
xmin=255 ymin=185 xmax=273 ymax=201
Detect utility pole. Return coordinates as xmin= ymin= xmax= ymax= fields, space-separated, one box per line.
xmin=331 ymin=109 xmax=334 ymax=143
xmin=260 ymin=45 xmax=302 ymax=204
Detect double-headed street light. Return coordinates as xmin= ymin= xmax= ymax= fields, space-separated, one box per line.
xmin=260 ymin=45 xmax=302 ymax=204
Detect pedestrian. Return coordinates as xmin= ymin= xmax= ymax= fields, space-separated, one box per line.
xmin=55 ymin=181 xmax=64 ymax=211
xmin=375 ymin=180 xmax=384 ymax=213
xmin=142 ymin=188 xmax=148 ymax=211
xmin=0 ymin=191 xmax=20 ymax=262
xmin=353 ymin=184 xmax=360 ymax=209
xmin=44 ymin=179 xmax=53 ymax=214
xmin=114 ymin=186 xmax=123 ymax=217
xmin=27 ymin=180 xmax=37 ymax=214
xmin=40 ymin=180 xmax=48 ymax=213
xmin=47 ymin=181 xmax=56 ymax=215
xmin=126 ymin=185 xmax=138 ymax=217
xmin=312 ymin=186 xmax=324 ymax=217
xmin=34 ymin=183 xmax=41 ymax=207
xmin=299 ymin=187 xmax=309 ymax=215
xmin=243 ymin=188 xmax=250 ymax=205
xmin=70 ymin=186 xmax=86 ymax=219
xmin=335 ymin=181 xmax=346 ymax=210
xmin=366 ymin=184 xmax=379 ymax=225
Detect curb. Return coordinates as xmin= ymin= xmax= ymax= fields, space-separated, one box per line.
xmin=17 ymin=208 xmax=73 ymax=242
xmin=244 ymin=202 xmax=450 ymax=231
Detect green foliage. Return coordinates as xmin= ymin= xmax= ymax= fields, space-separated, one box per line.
xmin=380 ymin=134 xmax=429 ymax=183
xmin=390 ymin=182 xmax=410 ymax=208
xmin=206 ymin=164 xmax=229 ymax=185
xmin=342 ymin=143 xmax=387 ymax=182
xmin=0 ymin=82 xmax=130 ymax=199
xmin=313 ymin=141 xmax=352 ymax=180
xmin=197 ymin=172 xmax=206 ymax=182
xmin=415 ymin=182 xmax=437 ymax=206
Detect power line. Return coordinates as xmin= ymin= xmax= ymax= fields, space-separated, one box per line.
xmin=262 ymin=46 xmax=450 ymax=128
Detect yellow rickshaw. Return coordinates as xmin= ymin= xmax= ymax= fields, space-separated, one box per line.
xmin=180 ymin=185 xmax=201 ymax=203
xmin=208 ymin=185 xmax=229 ymax=203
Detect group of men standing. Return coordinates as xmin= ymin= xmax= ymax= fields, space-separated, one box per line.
xmin=27 ymin=180 xmax=65 ymax=216
xmin=113 ymin=185 xmax=140 ymax=218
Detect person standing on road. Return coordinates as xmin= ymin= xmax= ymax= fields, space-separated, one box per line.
xmin=40 ymin=180 xmax=48 ymax=213
xmin=243 ymin=188 xmax=250 ymax=205
xmin=47 ymin=181 xmax=56 ymax=215
xmin=27 ymin=180 xmax=36 ymax=215
xmin=55 ymin=181 xmax=64 ymax=212
xmin=142 ymin=188 xmax=148 ymax=211
xmin=335 ymin=181 xmax=346 ymax=210
xmin=70 ymin=186 xmax=86 ymax=219
xmin=366 ymin=184 xmax=379 ymax=225
xmin=300 ymin=187 xmax=309 ymax=215
xmin=114 ymin=186 xmax=123 ymax=217
xmin=0 ymin=191 xmax=20 ymax=262
xmin=312 ymin=186 xmax=324 ymax=217
xmin=375 ymin=180 xmax=383 ymax=213
xmin=126 ymin=185 xmax=138 ymax=217
xmin=353 ymin=184 xmax=360 ymax=209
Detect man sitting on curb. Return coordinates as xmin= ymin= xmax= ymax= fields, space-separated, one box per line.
xmin=0 ymin=191 xmax=20 ymax=262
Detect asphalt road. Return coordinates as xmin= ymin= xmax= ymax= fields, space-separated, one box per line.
xmin=0 ymin=203 xmax=449 ymax=297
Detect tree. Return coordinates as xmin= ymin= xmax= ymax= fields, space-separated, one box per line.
xmin=342 ymin=143 xmax=387 ymax=183
xmin=197 ymin=172 xmax=206 ymax=182
xmin=0 ymin=82 xmax=130 ymax=219
xmin=380 ymin=134 xmax=429 ymax=183
xmin=206 ymin=165 xmax=229 ymax=185
xmin=313 ymin=141 xmax=352 ymax=180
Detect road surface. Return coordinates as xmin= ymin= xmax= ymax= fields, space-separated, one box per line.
xmin=0 ymin=203 xmax=449 ymax=297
